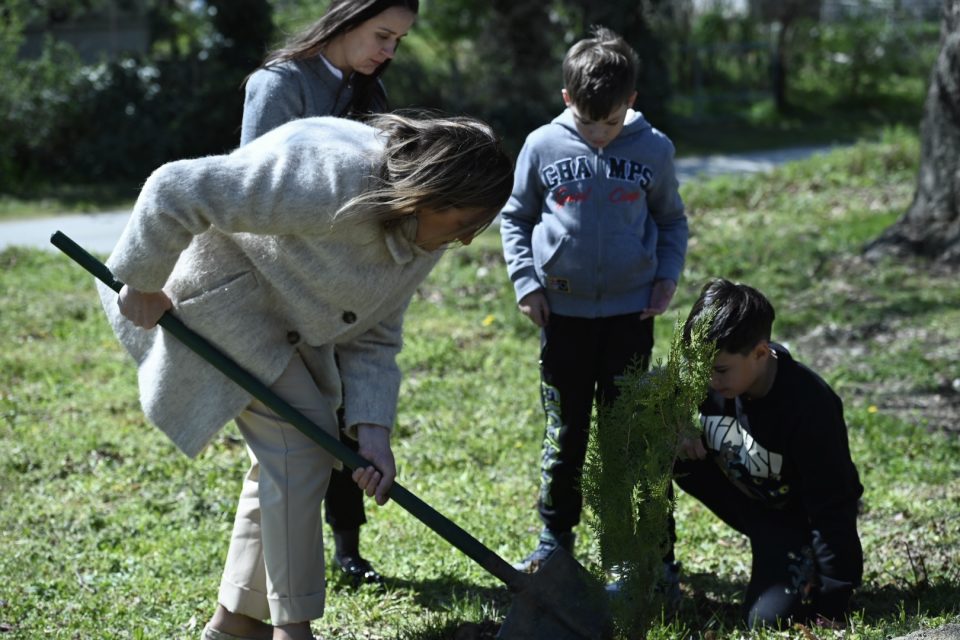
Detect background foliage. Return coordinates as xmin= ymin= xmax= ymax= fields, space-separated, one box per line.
xmin=0 ymin=0 xmax=942 ymax=195
xmin=1 ymin=0 xmax=273 ymax=189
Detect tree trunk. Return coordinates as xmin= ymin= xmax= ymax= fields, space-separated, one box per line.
xmin=865 ymin=0 xmax=960 ymax=264
xmin=771 ymin=19 xmax=789 ymax=113
xmin=480 ymin=0 xmax=560 ymax=150
xmin=758 ymin=0 xmax=818 ymax=114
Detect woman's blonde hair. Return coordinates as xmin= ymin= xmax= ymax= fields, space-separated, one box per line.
xmin=343 ymin=112 xmax=514 ymax=243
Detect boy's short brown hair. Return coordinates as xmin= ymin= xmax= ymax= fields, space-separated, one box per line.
xmin=562 ymin=26 xmax=639 ymax=120
xmin=683 ymin=278 xmax=776 ymax=355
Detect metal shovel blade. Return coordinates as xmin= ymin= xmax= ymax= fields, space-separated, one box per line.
xmin=498 ymin=548 xmax=612 ymax=640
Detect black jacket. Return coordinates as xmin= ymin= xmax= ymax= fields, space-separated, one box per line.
xmin=699 ymin=343 xmax=864 ymax=584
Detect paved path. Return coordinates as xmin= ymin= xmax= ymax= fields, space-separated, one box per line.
xmin=674 ymin=144 xmax=837 ymax=180
xmin=1 ymin=210 xmax=132 ymax=255
xmin=0 ymin=144 xmax=837 ymax=254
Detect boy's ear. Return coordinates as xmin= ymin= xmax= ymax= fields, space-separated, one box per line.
xmin=561 ymin=88 xmax=572 ymax=107
xmin=751 ymin=339 xmax=771 ymax=361
xmin=627 ymin=91 xmax=637 ymax=108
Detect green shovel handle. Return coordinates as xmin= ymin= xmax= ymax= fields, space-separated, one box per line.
xmin=50 ymin=230 xmax=524 ymax=591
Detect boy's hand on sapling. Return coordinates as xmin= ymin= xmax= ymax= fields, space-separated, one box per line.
xmin=678 ymin=436 xmax=707 ymax=460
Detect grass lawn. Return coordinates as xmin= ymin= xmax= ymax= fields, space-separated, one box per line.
xmin=1 ymin=127 xmax=958 ymax=639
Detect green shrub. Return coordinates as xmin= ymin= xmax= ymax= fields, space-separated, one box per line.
xmin=583 ymin=314 xmax=716 ymax=638
xmin=2 ymin=0 xmax=271 ymax=191
xmin=790 ymin=16 xmax=939 ymax=102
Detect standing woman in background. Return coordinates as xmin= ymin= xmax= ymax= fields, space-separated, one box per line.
xmin=240 ymin=0 xmax=419 ymax=586
xmin=241 ymin=0 xmax=417 ymax=144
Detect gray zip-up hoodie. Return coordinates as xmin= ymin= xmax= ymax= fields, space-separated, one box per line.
xmin=500 ymin=108 xmax=687 ymax=318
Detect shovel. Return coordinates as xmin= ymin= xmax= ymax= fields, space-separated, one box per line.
xmin=51 ymin=231 xmax=611 ymax=640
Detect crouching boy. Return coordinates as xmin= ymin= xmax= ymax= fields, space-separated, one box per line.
xmin=675 ymin=278 xmax=863 ymax=627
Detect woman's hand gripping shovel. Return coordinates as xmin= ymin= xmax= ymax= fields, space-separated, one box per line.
xmin=51 ymin=231 xmax=612 ymax=640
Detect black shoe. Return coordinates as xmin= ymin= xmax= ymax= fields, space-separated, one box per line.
xmin=513 ymin=529 xmax=576 ymax=574
xmin=335 ymin=555 xmax=385 ymax=588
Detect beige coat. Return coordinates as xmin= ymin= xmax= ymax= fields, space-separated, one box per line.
xmin=99 ymin=117 xmax=440 ymax=457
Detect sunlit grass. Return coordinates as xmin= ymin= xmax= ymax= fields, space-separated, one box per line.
xmin=1 ymin=129 xmax=958 ymax=638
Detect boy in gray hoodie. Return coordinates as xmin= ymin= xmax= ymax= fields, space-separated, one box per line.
xmin=500 ymin=26 xmax=688 ymax=572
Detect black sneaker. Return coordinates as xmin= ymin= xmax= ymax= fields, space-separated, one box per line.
xmin=513 ymin=529 xmax=576 ymax=573
xmin=335 ymin=554 xmax=385 ymax=589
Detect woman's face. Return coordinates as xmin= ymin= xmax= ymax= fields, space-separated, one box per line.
xmin=414 ymin=207 xmax=489 ymax=251
xmin=328 ymin=6 xmax=415 ymax=76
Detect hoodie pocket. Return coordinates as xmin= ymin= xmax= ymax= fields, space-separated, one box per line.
xmin=534 ymin=231 xmax=596 ymax=295
xmin=601 ymin=234 xmax=656 ymax=295
xmin=535 ymin=228 xmax=569 ymax=273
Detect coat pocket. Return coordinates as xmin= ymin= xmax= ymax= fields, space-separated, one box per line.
xmin=176 ymin=271 xmax=259 ymax=321
xmin=535 ymin=233 xmax=592 ymax=295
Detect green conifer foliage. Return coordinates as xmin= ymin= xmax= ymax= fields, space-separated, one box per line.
xmin=583 ymin=313 xmax=716 ymax=637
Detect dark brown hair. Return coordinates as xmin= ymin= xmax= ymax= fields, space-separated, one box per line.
xmin=562 ymin=25 xmax=639 ymax=120
xmin=683 ymin=279 xmax=776 ymax=354
xmin=255 ymin=0 xmax=419 ymax=116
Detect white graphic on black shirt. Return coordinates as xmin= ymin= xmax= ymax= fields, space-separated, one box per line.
xmin=702 ymin=415 xmax=783 ymax=478
xmin=701 ymin=414 xmax=788 ymax=502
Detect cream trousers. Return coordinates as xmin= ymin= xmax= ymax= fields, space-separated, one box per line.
xmin=217 ymin=351 xmax=341 ymax=625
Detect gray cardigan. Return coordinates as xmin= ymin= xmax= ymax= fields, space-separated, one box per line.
xmin=99 ymin=117 xmax=440 ymax=457
xmin=241 ymin=57 xmax=387 ymax=146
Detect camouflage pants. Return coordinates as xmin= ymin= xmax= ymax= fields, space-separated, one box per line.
xmin=536 ymin=312 xmax=654 ymax=533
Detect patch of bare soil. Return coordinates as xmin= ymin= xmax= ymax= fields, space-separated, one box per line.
xmin=789 ymin=258 xmax=960 ymax=435
xmin=891 ymin=623 xmax=960 ymax=640
xmin=792 ymin=321 xmax=960 ymax=434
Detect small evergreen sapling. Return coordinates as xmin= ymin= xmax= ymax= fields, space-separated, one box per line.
xmin=582 ymin=313 xmax=716 ymax=637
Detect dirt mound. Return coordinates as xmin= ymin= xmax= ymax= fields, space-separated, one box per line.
xmin=891 ymin=623 xmax=960 ymax=640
